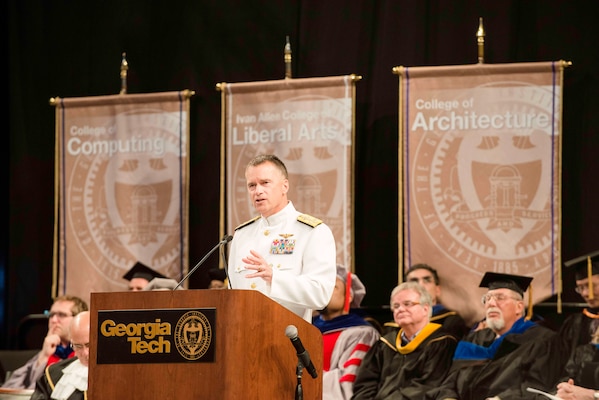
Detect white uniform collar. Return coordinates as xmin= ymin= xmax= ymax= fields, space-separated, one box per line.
xmin=261 ymin=201 xmax=294 ymax=226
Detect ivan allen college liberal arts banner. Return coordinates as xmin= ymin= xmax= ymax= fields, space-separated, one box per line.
xmin=397 ymin=61 xmax=566 ymax=324
xmin=220 ymin=76 xmax=358 ymax=269
xmin=54 ymin=91 xmax=192 ymax=303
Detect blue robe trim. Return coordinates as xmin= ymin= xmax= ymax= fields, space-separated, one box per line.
xmin=313 ymin=313 xmax=371 ymax=334
xmin=453 ymin=317 xmax=536 ymax=360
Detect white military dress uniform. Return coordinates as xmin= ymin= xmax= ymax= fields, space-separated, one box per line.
xmin=228 ymin=201 xmax=336 ymax=322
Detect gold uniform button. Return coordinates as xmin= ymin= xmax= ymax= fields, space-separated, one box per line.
xmin=250 ymin=282 xmax=257 ymax=289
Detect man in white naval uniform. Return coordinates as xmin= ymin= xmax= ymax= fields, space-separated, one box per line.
xmin=228 ymin=154 xmax=337 ymax=322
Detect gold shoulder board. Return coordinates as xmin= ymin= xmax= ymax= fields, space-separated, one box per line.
xmin=235 ymin=216 xmax=260 ymax=231
xmin=297 ymin=214 xmax=323 ymax=228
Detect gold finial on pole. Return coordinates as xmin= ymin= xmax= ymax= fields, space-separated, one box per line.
xmin=284 ymin=35 xmax=292 ymax=79
xmin=120 ymin=52 xmax=129 ymax=95
xmin=476 ymin=17 xmax=485 ymax=64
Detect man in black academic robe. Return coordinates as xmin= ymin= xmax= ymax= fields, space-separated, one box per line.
xmin=429 ymin=272 xmax=558 ymax=400
xmin=352 ymin=282 xmax=457 ymax=400
xmin=552 ymin=250 xmax=599 ymax=392
xmin=30 ymin=357 xmax=86 ymax=400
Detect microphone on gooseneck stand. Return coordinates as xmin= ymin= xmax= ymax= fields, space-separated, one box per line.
xmin=173 ymin=235 xmax=233 ymax=290
xmin=285 ymin=325 xmax=318 ymax=379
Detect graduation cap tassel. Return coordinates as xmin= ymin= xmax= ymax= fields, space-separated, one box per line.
xmin=589 ymin=256 xmax=594 ymax=300
xmin=344 ymin=271 xmax=353 ymax=313
xmin=526 ymin=285 xmax=533 ymax=321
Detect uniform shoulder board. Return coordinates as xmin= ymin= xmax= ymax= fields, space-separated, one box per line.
xmin=235 ymin=216 xmax=260 ymax=231
xmin=297 ymin=214 xmax=323 ymax=228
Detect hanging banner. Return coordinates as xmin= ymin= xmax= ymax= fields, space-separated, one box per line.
xmin=397 ymin=62 xmax=566 ymax=324
xmin=220 ymin=76 xmax=358 ymax=269
xmin=54 ymin=91 xmax=192 ymax=303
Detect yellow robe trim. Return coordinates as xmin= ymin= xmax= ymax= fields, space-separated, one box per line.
xmin=297 ymin=214 xmax=322 ymax=228
xmin=430 ymin=311 xmax=457 ymax=322
xmin=43 ymin=363 xmax=88 ymax=399
xmin=397 ymin=322 xmax=442 ymax=354
xmin=583 ymin=308 xmax=599 ymax=319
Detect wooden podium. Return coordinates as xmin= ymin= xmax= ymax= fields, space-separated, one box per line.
xmin=89 ymin=289 xmax=323 ymax=399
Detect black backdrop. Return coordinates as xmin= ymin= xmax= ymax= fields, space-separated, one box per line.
xmin=4 ymin=0 xmax=599 ymax=348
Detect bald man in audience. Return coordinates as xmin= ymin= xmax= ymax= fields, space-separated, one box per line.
xmin=31 ymin=311 xmax=90 ymax=400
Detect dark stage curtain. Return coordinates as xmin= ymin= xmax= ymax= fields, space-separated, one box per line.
xmin=5 ymin=0 xmax=599 ymax=347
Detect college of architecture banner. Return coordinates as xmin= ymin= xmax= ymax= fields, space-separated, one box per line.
xmin=220 ymin=76 xmax=358 ymax=269
xmin=53 ymin=91 xmax=192 ymax=303
xmin=396 ymin=61 xmax=566 ymax=324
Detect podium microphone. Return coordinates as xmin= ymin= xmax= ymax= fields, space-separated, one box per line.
xmin=285 ymin=325 xmax=318 ymax=378
xmin=173 ymin=235 xmax=233 ymax=290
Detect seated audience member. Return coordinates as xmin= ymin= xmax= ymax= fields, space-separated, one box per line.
xmin=313 ymin=265 xmax=380 ymax=400
xmin=351 ymin=282 xmax=457 ymax=399
xmin=208 ymin=268 xmax=228 ymax=289
xmin=555 ymin=325 xmax=599 ymax=396
xmin=431 ymin=272 xmax=557 ymax=400
xmin=550 ymin=251 xmax=599 ymax=393
xmin=30 ymin=311 xmax=90 ymax=400
xmin=385 ymin=263 xmax=469 ymax=340
xmin=122 ymin=261 xmax=167 ymax=291
xmin=1 ymin=296 xmax=88 ymax=390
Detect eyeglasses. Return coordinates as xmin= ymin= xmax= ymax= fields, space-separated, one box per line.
xmin=391 ymin=301 xmax=421 ymax=311
xmin=70 ymin=342 xmax=90 ymax=350
xmin=44 ymin=310 xmax=74 ymax=319
xmin=574 ymin=284 xmax=597 ymax=294
xmin=481 ymin=293 xmax=521 ymax=305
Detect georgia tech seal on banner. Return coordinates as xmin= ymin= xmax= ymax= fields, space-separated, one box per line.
xmin=97 ymin=308 xmax=215 ymax=364
xmin=397 ymin=62 xmax=566 ymax=324
xmin=54 ymin=91 xmax=192 ymax=303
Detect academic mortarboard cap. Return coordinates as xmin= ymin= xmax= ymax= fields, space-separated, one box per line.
xmin=122 ymin=262 xmax=166 ymax=282
xmin=479 ymin=272 xmax=533 ymax=297
xmin=208 ymin=268 xmax=227 ymax=282
xmin=564 ymin=250 xmax=599 ymax=281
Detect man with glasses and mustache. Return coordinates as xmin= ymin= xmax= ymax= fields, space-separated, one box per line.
xmin=31 ymin=311 xmax=90 ymax=400
xmin=1 ymin=295 xmax=88 ymax=390
xmin=351 ymin=282 xmax=458 ymax=399
xmin=431 ymin=272 xmax=556 ymax=400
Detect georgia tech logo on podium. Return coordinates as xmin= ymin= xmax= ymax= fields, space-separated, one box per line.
xmin=174 ymin=311 xmax=213 ymax=360
xmin=96 ymin=308 xmax=216 ymax=364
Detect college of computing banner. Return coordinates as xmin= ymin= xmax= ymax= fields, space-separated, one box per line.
xmin=397 ymin=61 xmax=566 ymax=324
xmin=54 ymin=91 xmax=192 ymax=303
xmin=220 ymin=76 xmax=358 ymax=268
